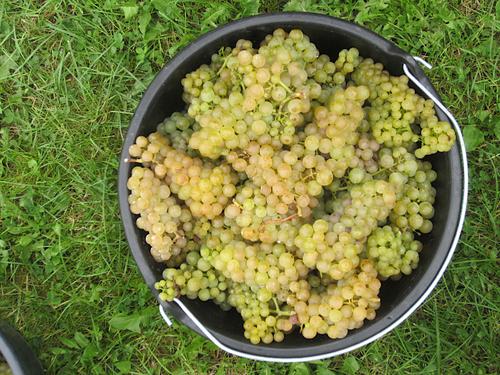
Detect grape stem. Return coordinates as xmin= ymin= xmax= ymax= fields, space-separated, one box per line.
xmin=216 ymin=53 xmax=229 ymax=76
xmin=372 ymin=166 xmax=391 ymax=176
xmin=277 ymin=79 xmax=293 ymax=94
xmin=237 ymin=150 xmax=249 ymax=159
xmin=124 ymin=158 xmax=143 ymax=163
xmin=275 ymin=91 xmax=303 ymax=125
xmin=231 ymin=199 xmax=243 ymax=209
xmin=276 ymin=95 xmax=293 ymax=123
xmin=263 ymin=213 xmax=298 ymax=225
xmin=373 ymin=154 xmax=406 ymax=176
xmin=329 ymin=185 xmax=349 ymax=193
xmin=271 ymin=297 xmax=293 ymax=317
xmin=270 ymin=309 xmax=294 ymax=317
xmin=301 ymin=169 xmax=316 ymax=182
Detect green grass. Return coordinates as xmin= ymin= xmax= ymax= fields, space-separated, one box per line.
xmin=0 ymin=0 xmax=498 ymax=374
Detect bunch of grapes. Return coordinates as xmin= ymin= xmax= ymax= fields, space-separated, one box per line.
xmin=127 ymin=167 xmax=196 ymax=263
xmin=415 ymin=113 xmax=456 ymax=158
xmin=126 ymin=28 xmax=457 ymax=345
xmin=223 ymin=180 xmax=303 ymax=243
xmin=208 ymin=240 xmax=309 ymax=297
xmin=375 ymin=147 xmax=437 ymax=233
xmin=184 ymin=29 xmax=327 ymax=159
xmin=157 ymin=112 xmax=197 ymax=153
xmin=295 ymin=180 xmax=397 ymax=280
xmin=156 ymin=248 xmax=231 ymax=309
xmin=286 ymin=259 xmax=380 ymax=339
xmin=366 ymin=225 xmax=422 ymax=278
xmin=227 ymin=282 xmax=294 ymax=344
xmin=390 ymin=169 xmax=436 ymax=234
xmin=352 ymin=58 xmax=455 ymax=156
xmin=128 ymin=132 xmax=239 ymax=219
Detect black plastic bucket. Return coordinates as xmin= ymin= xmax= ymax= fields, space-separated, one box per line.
xmin=118 ymin=13 xmax=467 ymax=361
xmin=0 ymin=322 xmax=43 ymax=375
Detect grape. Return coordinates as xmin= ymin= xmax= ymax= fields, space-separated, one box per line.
xmin=415 ymin=118 xmax=456 ymax=158
xmin=228 ymin=282 xmax=293 ymax=344
xmin=185 ymin=30 xmax=326 ymax=158
xmin=128 ymin=28 xmax=457 ymax=346
xmin=223 ymin=180 xmax=305 ymax=244
xmin=208 ymin=240 xmax=308 ymax=295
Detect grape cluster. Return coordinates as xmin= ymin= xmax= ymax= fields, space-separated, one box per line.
xmin=227 ymin=282 xmax=294 ymax=344
xmin=157 ymin=245 xmax=296 ymax=344
xmin=223 ymin=180 xmax=307 ymax=244
xmin=127 ymin=166 xmax=196 ymax=263
xmin=209 ymin=240 xmax=308 ymax=297
xmin=367 ymin=226 xmax=422 ymax=278
xmin=184 ymin=29 xmax=326 ymax=159
xmin=378 ymin=148 xmax=437 ymax=233
xmin=350 ymin=133 xmax=380 ymax=174
xmin=129 ymin=132 xmax=239 ymax=219
xmin=295 ymin=180 xmax=397 ymax=280
xmin=415 ymin=116 xmax=456 ymax=158
xmin=287 ymin=259 xmax=380 ymax=339
xmin=352 ymin=58 xmax=455 ymax=155
xmin=227 ymin=141 xmax=332 ymax=215
xmin=126 ymin=28 xmax=457 ymax=345
xmin=156 ymin=248 xmax=231 ymax=309
xmin=157 ymin=111 xmax=197 ymax=153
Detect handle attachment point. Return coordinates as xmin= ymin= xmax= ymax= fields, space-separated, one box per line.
xmin=159 ymin=305 xmax=173 ymax=326
xmin=413 ymin=56 xmax=433 ymax=69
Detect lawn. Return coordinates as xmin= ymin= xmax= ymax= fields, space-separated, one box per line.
xmin=0 ymin=0 xmax=498 ymax=374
